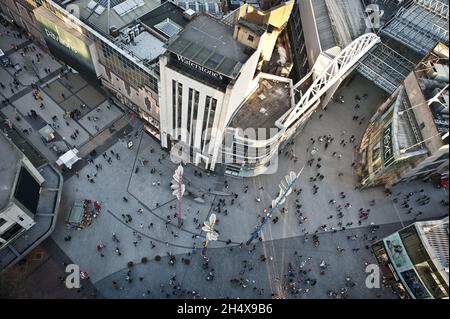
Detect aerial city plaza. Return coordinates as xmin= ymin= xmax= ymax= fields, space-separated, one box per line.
xmin=0 ymin=0 xmax=448 ymax=304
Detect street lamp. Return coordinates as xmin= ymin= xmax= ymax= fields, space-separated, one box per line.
xmin=171 ymin=164 xmax=185 ymax=228
xmin=202 ymin=213 xmax=219 ymax=254
xmin=246 ymin=166 xmax=304 ymax=245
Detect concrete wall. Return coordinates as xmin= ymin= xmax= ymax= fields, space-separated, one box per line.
xmin=233 ymin=25 xmax=261 ymax=49
xmin=159 ymin=55 xmax=226 ymax=156
xmin=299 ymin=0 xmax=322 ymax=69
xmin=100 ymin=65 xmax=159 ymax=122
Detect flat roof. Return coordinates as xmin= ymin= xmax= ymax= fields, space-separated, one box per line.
xmin=381 ymin=2 xmax=449 ymax=55
xmin=73 ymin=0 xmax=161 ymax=35
xmin=140 ymin=1 xmax=189 ymax=35
xmin=166 ymin=14 xmax=254 ymax=79
xmin=237 ymin=18 xmax=266 ymax=36
xmin=230 ymin=77 xmax=292 ymax=131
xmin=0 ymin=133 xmax=22 ymax=211
xmin=124 ymin=30 xmax=166 ymax=61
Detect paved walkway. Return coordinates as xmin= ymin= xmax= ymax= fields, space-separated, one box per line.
xmin=50 ymin=74 xmax=448 ymax=298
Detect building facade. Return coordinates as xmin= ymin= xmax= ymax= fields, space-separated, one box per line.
xmin=158 ymin=2 xmax=295 ymax=172
xmin=0 ymin=130 xmax=63 ymax=272
xmin=372 ymin=217 xmax=449 ymax=299
xmin=0 ymin=0 xmax=381 ymax=177
xmin=356 ymin=43 xmax=449 ymax=188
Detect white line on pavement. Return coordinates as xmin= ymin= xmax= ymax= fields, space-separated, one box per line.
xmin=391 ymin=201 xmax=405 ymax=228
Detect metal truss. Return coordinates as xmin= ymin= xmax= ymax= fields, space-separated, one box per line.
xmin=381 ymin=1 xmax=449 ymax=54
xmin=281 ymin=33 xmax=380 ymax=128
xmin=414 ymin=0 xmax=449 ymax=20
xmin=357 ymin=42 xmax=416 ymax=93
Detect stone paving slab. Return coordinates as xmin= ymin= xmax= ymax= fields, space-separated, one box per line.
xmin=78 ymin=101 xmax=122 ymax=135
xmin=95 ymin=222 xmax=401 ymax=299
xmin=77 ymin=85 xmax=106 ymax=108
xmin=0 ymin=105 xmax=58 ymax=162
xmin=8 ymin=47 xmax=61 ymax=85
xmin=0 ymin=68 xmax=15 ymax=98
xmin=12 ymin=90 xmax=90 ymax=148
xmin=61 ymin=72 xmax=88 ymax=93
xmin=59 ymin=94 xmax=87 ymax=116
xmin=0 ymin=27 xmax=27 ymax=52
xmin=43 ymin=80 xmax=72 ymax=104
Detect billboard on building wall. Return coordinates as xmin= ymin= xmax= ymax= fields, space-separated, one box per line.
xmin=34 ymin=7 xmax=98 ymax=80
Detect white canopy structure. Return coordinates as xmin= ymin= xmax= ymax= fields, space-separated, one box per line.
xmin=56 ymin=149 xmax=81 ymax=169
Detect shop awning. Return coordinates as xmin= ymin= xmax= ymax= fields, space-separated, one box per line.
xmin=56 ymin=149 xmax=81 ymax=169
xmin=66 ymin=201 xmax=85 ymax=226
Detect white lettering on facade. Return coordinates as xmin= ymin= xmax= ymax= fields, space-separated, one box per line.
xmin=45 ymin=28 xmax=78 ymax=55
xmin=176 ymin=54 xmax=224 ymax=80
xmin=383 ymin=126 xmax=392 ymax=161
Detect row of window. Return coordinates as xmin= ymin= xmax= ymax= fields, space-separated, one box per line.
xmin=97 ymin=39 xmax=158 ymax=92
xmin=171 ymin=80 xmax=217 ymax=153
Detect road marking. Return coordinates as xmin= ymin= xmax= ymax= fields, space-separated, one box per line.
xmin=391 ymin=201 xmax=405 ymax=228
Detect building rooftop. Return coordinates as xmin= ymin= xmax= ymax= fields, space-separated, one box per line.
xmin=0 ymin=134 xmax=22 ymax=211
xmin=381 ymin=0 xmax=449 ymax=55
xmin=393 ymin=87 xmax=427 ymax=156
xmin=230 ymin=76 xmax=292 ymax=131
xmin=175 ymin=0 xmax=222 ymax=17
xmin=237 ymin=18 xmax=266 ymax=36
xmin=140 ymin=1 xmax=189 ymax=40
xmin=166 ymin=14 xmax=254 ymax=79
xmin=123 ymin=30 xmax=167 ymax=62
xmin=73 ymin=0 xmax=161 ymax=35
xmin=310 ymin=0 xmax=366 ymax=50
xmin=417 ymin=217 xmax=449 ymax=281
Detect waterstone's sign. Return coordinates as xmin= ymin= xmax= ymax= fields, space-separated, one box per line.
xmin=176 ymin=55 xmax=224 ymax=80
xmin=382 ymin=124 xmax=394 ymax=166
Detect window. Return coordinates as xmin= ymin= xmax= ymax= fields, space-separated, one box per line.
xmin=172 ymin=80 xmax=177 ymax=133
xmin=248 ymin=34 xmax=254 ymax=42
xmin=187 ymin=88 xmax=193 ymax=143
xmin=0 ymin=223 xmax=23 ymax=241
xmin=201 ymin=97 xmax=211 ymax=152
xmin=177 ymin=82 xmax=183 ymax=135
xmin=191 ymin=91 xmax=199 ymax=147
xmin=399 ymin=226 xmax=448 ymax=298
xmin=0 ymin=218 xmax=7 ymax=228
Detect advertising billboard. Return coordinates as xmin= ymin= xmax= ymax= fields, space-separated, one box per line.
xmin=34 ymin=7 xmax=98 ymax=80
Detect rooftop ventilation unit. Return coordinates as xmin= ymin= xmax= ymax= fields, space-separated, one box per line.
xmin=110 ymin=26 xmax=120 ymax=37
xmin=183 ymin=8 xmax=196 ymax=21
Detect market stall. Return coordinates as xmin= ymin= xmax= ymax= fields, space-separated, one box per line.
xmin=56 ymin=148 xmax=81 ymax=169
xmin=38 ymin=125 xmax=55 ymax=143
xmin=66 ymin=199 xmax=101 ymax=229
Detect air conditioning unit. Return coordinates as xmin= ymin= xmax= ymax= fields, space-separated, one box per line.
xmin=110 ymin=27 xmax=120 ymax=37
xmin=427 ymin=63 xmax=449 ymax=82
xmin=183 ymin=8 xmax=196 ymax=21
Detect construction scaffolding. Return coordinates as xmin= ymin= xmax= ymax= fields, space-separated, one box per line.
xmin=358 ymin=42 xmax=416 ymax=93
